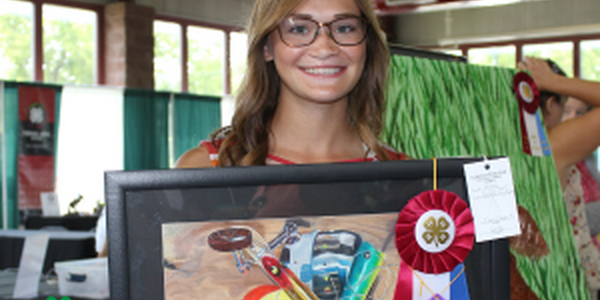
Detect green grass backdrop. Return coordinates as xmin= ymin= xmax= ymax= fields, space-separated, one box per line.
xmin=382 ymin=55 xmax=588 ymax=299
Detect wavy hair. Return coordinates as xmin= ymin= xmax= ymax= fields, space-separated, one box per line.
xmin=214 ymin=0 xmax=391 ymax=166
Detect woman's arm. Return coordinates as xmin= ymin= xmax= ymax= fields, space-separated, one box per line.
xmin=550 ymin=109 xmax=600 ymax=184
xmin=519 ymin=57 xmax=600 ymax=186
xmin=520 ymin=57 xmax=600 ymax=106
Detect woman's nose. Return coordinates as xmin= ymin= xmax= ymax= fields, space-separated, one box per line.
xmin=308 ymin=27 xmax=339 ymax=58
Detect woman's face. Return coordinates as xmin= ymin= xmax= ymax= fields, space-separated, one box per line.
xmin=562 ymin=97 xmax=589 ymax=122
xmin=264 ymin=0 xmax=367 ymax=105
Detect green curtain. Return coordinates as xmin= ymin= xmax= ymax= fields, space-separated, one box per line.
xmin=382 ymin=55 xmax=587 ymax=299
xmin=1 ymin=81 xmax=62 ymax=229
xmin=123 ymin=89 xmax=170 ymax=170
xmin=172 ymin=93 xmax=221 ymax=164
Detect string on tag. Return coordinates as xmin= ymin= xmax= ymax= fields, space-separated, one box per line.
xmin=432 ymin=158 xmax=438 ymax=191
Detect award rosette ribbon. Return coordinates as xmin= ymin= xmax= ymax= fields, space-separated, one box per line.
xmin=394 ymin=190 xmax=474 ymax=300
xmin=513 ymin=72 xmax=551 ymax=156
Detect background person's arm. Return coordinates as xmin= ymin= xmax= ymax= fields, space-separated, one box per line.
xmin=519 ymin=57 xmax=600 ymax=186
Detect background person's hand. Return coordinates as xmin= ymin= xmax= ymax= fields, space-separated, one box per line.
xmin=517 ymin=56 xmax=560 ymax=92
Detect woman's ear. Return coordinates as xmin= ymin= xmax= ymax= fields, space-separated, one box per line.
xmin=548 ymin=96 xmax=563 ymax=113
xmin=545 ymin=96 xmax=559 ymax=113
xmin=263 ymin=37 xmax=274 ymax=62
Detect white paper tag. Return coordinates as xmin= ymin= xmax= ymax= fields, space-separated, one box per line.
xmin=13 ymin=233 xmax=50 ymax=298
xmin=463 ymin=157 xmax=521 ymax=242
xmin=41 ymin=192 xmax=60 ymax=216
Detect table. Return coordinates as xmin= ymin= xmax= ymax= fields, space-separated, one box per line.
xmin=25 ymin=216 xmax=99 ymax=232
xmin=0 ymin=269 xmax=107 ymax=299
xmin=0 ymin=230 xmax=97 ymax=273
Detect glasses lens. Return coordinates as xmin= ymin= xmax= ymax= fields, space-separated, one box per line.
xmin=330 ymin=17 xmax=366 ymax=45
xmin=279 ymin=18 xmax=318 ymax=46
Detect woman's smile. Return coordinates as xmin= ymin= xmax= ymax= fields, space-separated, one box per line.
xmin=300 ymin=66 xmax=346 ymax=76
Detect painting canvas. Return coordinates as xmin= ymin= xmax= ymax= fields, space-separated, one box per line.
xmin=163 ymin=213 xmax=402 ymax=299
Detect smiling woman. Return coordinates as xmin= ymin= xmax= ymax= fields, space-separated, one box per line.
xmin=175 ymin=0 xmax=404 ymax=168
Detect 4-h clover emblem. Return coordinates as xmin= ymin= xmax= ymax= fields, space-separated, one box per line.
xmin=422 ymin=216 xmax=451 ymax=247
xmin=415 ymin=210 xmax=456 ymax=253
xmin=28 ymin=103 xmax=45 ymax=125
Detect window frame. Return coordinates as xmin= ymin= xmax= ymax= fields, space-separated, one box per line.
xmin=20 ymin=0 xmax=105 ymax=84
xmin=447 ymin=34 xmax=600 ymax=78
xmin=16 ymin=0 xmax=248 ymax=93
xmin=154 ymin=15 xmax=245 ymax=95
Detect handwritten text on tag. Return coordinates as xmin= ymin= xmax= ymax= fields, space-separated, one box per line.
xmin=464 ymin=157 xmax=521 ymax=242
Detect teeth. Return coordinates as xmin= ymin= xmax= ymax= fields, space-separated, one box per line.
xmin=304 ymin=68 xmax=342 ymax=75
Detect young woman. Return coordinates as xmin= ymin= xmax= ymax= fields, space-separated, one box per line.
xmin=176 ymin=0 xmax=404 ymax=168
xmin=519 ymin=56 xmax=600 ymax=299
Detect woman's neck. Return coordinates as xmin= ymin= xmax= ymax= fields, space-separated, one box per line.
xmin=268 ymin=96 xmax=364 ymax=164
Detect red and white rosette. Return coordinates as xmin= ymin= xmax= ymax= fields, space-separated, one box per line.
xmin=514 ymin=72 xmax=540 ymax=114
xmin=395 ymin=190 xmax=474 ymax=274
xmin=513 ymin=72 xmax=550 ymax=156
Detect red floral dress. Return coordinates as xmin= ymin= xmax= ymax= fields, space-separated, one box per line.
xmin=564 ymin=166 xmax=600 ymax=296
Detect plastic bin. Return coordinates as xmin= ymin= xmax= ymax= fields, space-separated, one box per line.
xmin=54 ymin=257 xmax=109 ymax=299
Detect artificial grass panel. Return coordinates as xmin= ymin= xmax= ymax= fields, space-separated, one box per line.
xmin=382 ymin=55 xmax=588 ymax=300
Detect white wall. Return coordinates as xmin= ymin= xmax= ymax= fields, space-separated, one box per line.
xmin=394 ymin=0 xmax=600 ymax=47
xmin=68 ymin=0 xmax=600 ymax=48
xmin=137 ymin=0 xmax=253 ymax=28
xmin=70 ymin=0 xmax=253 ymax=28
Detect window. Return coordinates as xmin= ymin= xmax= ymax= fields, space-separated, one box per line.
xmin=523 ymin=42 xmax=573 ymax=77
xmin=0 ymin=0 xmax=34 ymax=81
xmin=468 ymin=46 xmax=516 ymax=68
xmin=188 ymin=26 xmax=224 ymax=96
xmin=42 ymin=4 xmax=96 ymax=85
xmin=154 ymin=21 xmax=182 ymax=92
xmin=581 ymin=40 xmax=600 ymax=81
xmin=230 ymin=31 xmax=248 ymax=95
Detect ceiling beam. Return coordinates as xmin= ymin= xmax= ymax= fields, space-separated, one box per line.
xmin=373 ymin=0 xmax=467 ymax=16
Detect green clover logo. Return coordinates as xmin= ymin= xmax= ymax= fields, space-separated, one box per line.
xmin=422 ymin=216 xmax=451 ymax=247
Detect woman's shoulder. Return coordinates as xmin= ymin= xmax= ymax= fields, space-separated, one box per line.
xmin=175 ymin=128 xmax=231 ymax=168
xmin=379 ymin=142 xmax=410 ymax=161
xmin=174 ymin=144 xmax=214 ymax=168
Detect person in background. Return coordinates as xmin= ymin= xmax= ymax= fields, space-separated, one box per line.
xmin=519 ymin=56 xmax=600 ymax=299
xmin=562 ymin=95 xmax=600 ymax=255
xmin=95 ymin=207 xmax=108 ymax=257
xmin=175 ymin=0 xmax=405 ymax=169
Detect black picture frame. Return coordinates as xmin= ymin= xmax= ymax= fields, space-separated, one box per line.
xmin=105 ymin=158 xmax=509 ymax=300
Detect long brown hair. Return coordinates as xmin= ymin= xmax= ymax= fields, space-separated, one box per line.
xmin=214 ymin=0 xmax=391 ymax=166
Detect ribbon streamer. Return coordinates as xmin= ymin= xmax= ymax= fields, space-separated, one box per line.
xmin=394 ymin=261 xmax=470 ymax=300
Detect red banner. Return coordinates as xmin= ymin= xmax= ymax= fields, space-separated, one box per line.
xmin=17 ymin=86 xmax=56 ymax=209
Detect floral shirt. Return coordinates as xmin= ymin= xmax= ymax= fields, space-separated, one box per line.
xmin=564 ymin=165 xmax=600 ymax=291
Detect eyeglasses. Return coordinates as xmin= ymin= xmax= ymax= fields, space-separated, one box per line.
xmin=277 ymin=16 xmax=367 ymax=47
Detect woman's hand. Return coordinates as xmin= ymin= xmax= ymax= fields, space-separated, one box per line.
xmin=517 ymin=56 xmax=560 ymax=92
